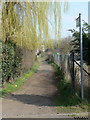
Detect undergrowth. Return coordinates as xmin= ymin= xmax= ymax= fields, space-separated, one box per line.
xmin=0 ymin=61 xmax=39 ymax=97
xmin=46 ymin=59 xmax=88 ymax=107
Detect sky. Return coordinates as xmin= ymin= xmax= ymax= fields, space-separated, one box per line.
xmin=0 ymin=1 xmax=89 ymax=39
xmin=61 ymin=2 xmax=88 ymax=38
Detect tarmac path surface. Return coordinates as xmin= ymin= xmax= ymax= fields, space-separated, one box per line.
xmin=1 ymin=59 xmax=88 ymax=118
xmin=2 ymin=59 xmax=60 ymax=118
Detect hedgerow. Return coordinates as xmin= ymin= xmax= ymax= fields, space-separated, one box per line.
xmin=2 ymin=41 xmax=22 ymax=84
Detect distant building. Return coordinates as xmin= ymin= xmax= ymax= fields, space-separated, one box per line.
xmin=88 ymin=1 xmax=90 ymax=33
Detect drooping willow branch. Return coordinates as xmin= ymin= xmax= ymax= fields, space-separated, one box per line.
xmin=1 ymin=2 xmax=69 ymax=50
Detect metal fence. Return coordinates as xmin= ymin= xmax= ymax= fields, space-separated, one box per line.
xmin=48 ymin=52 xmax=90 ymax=99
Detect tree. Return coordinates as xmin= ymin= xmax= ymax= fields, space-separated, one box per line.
xmin=1 ymin=2 xmax=69 ymax=50
xmin=59 ymin=36 xmax=73 ymax=54
xmin=1 ymin=1 xmax=69 ymax=83
xmin=69 ymin=21 xmax=90 ymax=65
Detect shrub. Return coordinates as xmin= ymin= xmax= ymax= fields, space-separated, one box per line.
xmin=2 ymin=41 xmax=22 ymax=84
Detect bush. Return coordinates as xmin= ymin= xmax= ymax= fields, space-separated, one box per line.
xmin=2 ymin=41 xmax=22 ymax=84
xmin=69 ymin=22 xmax=90 ymax=65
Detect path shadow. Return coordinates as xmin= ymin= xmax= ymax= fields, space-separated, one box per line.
xmin=6 ymin=94 xmax=56 ymax=107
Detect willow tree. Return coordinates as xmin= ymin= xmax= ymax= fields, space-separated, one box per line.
xmin=1 ymin=1 xmax=69 ymax=50
xmin=2 ymin=3 xmax=18 ymax=43
xmin=53 ymin=1 xmax=69 ymax=48
xmin=22 ymin=2 xmax=51 ymax=50
xmin=1 ymin=1 xmax=69 ymax=83
xmin=1 ymin=2 xmax=23 ymax=83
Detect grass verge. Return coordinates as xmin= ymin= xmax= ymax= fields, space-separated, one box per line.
xmin=46 ymin=59 xmax=88 ymax=113
xmin=0 ymin=61 xmax=39 ymax=97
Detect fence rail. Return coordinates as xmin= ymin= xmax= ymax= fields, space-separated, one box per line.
xmin=48 ymin=52 xmax=90 ymax=98
xmin=74 ymin=60 xmax=90 ymax=76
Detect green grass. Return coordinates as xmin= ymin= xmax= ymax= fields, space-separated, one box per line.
xmin=56 ymin=105 xmax=88 ymax=113
xmin=46 ymin=59 xmax=88 ymax=113
xmin=0 ymin=61 xmax=39 ymax=97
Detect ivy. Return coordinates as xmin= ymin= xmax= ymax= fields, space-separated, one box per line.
xmin=2 ymin=41 xmax=22 ymax=84
xmin=0 ymin=2 xmax=69 ymax=84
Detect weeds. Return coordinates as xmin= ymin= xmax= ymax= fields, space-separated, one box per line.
xmin=0 ymin=61 xmax=39 ymax=97
xmin=46 ymin=59 xmax=88 ymax=113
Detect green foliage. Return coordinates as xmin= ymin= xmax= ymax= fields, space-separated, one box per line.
xmin=46 ymin=59 xmax=88 ymax=113
xmin=69 ymin=22 xmax=90 ymax=65
xmin=2 ymin=41 xmax=22 ymax=84
xmin=54 ymin=64 xmax=81 ymax=106
xmin=1 ymin=2 xmax=22 ymax=84
xmin=0 ymin=1 xmax=69 ymax=84
xmin=46 ymin=59 xmax=81 ymax=106
xmin=0 ymin=61 xmax=39 ymax=97
xmin=1 ymin=2 xmax=69 ymax=50
xmin=2 ymin=41 xmax=14 ymax=83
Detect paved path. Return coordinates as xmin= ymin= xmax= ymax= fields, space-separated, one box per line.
xmin=1 ymin=59 xmax=88 ymax=118
xmin=2 ymin=59 xmax=59 ymax=118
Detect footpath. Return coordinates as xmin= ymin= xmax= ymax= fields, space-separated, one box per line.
xmin=1 ymin=59 xmax=88 ymax=118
